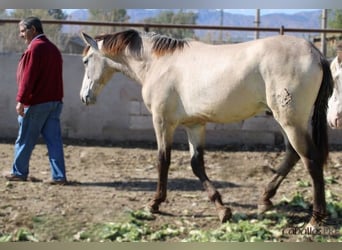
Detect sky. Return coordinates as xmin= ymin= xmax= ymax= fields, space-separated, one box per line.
xmin=63 ymin=9 xmax=320 ymax=16
xmin=223 ymin=9 xmax=319 ymax=15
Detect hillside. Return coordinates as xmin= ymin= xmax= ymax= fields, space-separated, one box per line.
xmin=64 ymin=9 xmax=322 ymax=42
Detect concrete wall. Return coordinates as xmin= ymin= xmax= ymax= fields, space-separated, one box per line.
xmin=1 ymin=53 xmax=342 ymax=146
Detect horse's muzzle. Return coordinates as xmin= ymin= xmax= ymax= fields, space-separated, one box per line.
xmin=81 ymin=95 xmax=96 ymax=105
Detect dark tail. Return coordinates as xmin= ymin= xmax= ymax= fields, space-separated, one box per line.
xmin=311 ymin=55 xmax=333 ymax=164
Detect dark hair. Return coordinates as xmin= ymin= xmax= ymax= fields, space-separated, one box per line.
xmin=20 ymin=16 xmax=44 ymax=34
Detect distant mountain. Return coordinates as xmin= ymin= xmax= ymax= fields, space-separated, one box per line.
xmin=126 ymin=9 xmax=161 ymax=22
xmin=66 ymin=9 xmax=90 ymax=20
xmin=62 ymin=9 xmax=90 ymax=34
xmin=63 ymin=9 xmax=322 ymax=42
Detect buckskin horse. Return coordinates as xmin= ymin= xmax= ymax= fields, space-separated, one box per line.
xmin=79 ymin=29 xmax=333 ymax=226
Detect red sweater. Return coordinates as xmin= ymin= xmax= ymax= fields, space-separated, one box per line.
xmin=16 ymin=35 xmax=64 ymax=106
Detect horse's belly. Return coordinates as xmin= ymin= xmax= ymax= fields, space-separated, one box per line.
xmin=214 ymin=103 xmax=266 ymax=123
xmin=181 ymin=100 xmax=267 ymax=125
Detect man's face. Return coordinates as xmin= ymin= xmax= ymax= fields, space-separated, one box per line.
xmin=19 ymin=23 xmax=35 ymax=45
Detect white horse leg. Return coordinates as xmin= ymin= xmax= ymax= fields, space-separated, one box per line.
xmin=258 ymin=129 xmax=300 ymax=214
xmin=148 ymin=115 xmax=175 ymax=213
xmin=278 ymin=125 xmax=326 ymax=226
xmin=186 ymin=124 xmax=232 ymax=223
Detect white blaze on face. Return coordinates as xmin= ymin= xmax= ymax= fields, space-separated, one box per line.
xmin=80 ymin=39 xmax=118 ymax=105
xmin=80 ymin=46 xmax=98 ymax=104
xmin=327 ymin=72 xmax=342 ymax=129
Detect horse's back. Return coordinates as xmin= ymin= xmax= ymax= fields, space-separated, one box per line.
xmin=146 ymin=35 xmax=323 ymax=126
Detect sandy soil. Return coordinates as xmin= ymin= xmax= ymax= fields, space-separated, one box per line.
xmin=0 ymin=140 xmax=341 ymax=241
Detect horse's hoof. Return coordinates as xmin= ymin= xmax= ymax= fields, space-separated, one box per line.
xmin=217 ymin=207 xmax=232 ymax=223
xmin=257 ymin=202 xmax=273 ymax=215
xmin=304 ymin=221 xmax=321 ymax=235
xmin=307 ymin=213 xmax=326 ymax=227
xmin=305 ymin=222 xmax=315 ymax=230
xmin=147 ymin=202 xmax=159 ymax=214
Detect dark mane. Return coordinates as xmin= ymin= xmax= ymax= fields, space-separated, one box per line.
xmin=83 ymin=29 xmax=188 ymax=58
xmin=94 ymin=29 xmax=143 ymax=58
xmin=151 ymin=34 xmax=188 ymax=56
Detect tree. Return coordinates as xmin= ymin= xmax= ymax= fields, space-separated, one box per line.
xmin=0 ymin=9 xmax=7 ymax=17
xmin=328 ymin=10 xmax=342 ymax=28
xmin=326 ymin=10 xmax=342 ymax=57
xmin=88 ymin=9 xmax=129 ymax=35
xmin=48 ymin=9 xmax=67 ymax=20
xmin=144 ymin=10 xmax=198 ymax=39
xmin=1 ymin=9 xmax=67 ymax=52
xmin=0 ymin=10 xmax=9 ymax=51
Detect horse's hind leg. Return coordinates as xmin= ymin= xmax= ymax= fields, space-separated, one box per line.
xmin=186 ymin=125 xmax=232 ymax=223
xmin=258 ymin=131 xmax=300 ymax=214
xmin=277 ymin=125 xmax=326 ymax=225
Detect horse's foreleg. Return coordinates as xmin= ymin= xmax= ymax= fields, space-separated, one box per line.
xmin=148 ymin=146 xmax=171 ymax=212
xmin=191 ymin=146 xmax=232 ymax=222
xmin=258 ymin=140 xmax=300 ymax=214
xmin=148 ymin=115 xmax=174 ymax=213
xmin=186 ymin=125 xmax=231 ymax=223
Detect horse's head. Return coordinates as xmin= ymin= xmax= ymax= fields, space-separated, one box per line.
xmin=80 ymin=32 xmax=117 ymax=105
xmin=327 ymin=70 xmax=342 ymax=128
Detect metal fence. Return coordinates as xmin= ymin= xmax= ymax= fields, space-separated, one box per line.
xmin=2 ymin=18 xmax=342 ymax=33
xmin=1 ymin=19 xmax=342 ymax=144
xmin=1 ymin=18 xmax=342 ymax=56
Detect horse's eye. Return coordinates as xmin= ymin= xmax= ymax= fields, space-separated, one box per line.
xmin=83 ymin=59 xmax=88 ymax=65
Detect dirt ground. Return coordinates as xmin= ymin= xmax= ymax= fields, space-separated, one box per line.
xmin=0 ymin=139 xmax=341 ymax=242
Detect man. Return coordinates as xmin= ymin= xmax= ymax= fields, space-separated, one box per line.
xmin=330 ymin=41 xmax=342 ymax=81
xmin=5 ymin=16 xmax=67 ymax=185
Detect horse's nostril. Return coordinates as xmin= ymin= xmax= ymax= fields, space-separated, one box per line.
xmin=81 ymin=96 xmax=88 ymax=104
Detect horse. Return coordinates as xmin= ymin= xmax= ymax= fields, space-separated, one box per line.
xmin=327 ymin=58 xmax=342 ymax=128
xmin=79 ymin=29 xmax=333 ymax=226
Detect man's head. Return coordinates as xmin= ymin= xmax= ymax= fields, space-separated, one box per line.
xmin=18 ymin=16 xmax=44 ymax=45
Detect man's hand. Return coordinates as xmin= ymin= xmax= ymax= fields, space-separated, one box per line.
xmin=16 ymin=102 xmax=25 ymax=117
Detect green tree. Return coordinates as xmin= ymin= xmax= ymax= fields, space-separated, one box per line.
xmin=1 ymin=9 xmax=67 ymax=52
xmin=328 ymin=9 xmax=342 ymax=28
xmin=88 ymin=9 xmax=129 ymax=35
xmin=144 ymin=10 xmax=198 ymax=39
xmin=0 ymin=9 xmax=9 ymax=52
xmin=48 ymin=9 xmax=67 ymax=20
xmin=327 ymin=10 xmax=342 ymax=57
xmin=0 ymin=9 xmax=7 ymax=17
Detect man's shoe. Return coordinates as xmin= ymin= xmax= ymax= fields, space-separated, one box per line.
xmin=5 ymin=174 xmax=27 ymax=182
xmin=47 ymin=179 xmax=68 ymax=186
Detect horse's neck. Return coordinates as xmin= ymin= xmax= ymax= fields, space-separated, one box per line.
xmin=111 ymin=37 xmax=154 ymax=85
xmin=116 ymin=53 xmax=151 ymax=85
xmin=124 ymin=60 xmax=148 ymax=84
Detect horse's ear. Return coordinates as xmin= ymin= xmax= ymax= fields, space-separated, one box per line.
xmin=81 ymin=32 xmax=99 ymax=51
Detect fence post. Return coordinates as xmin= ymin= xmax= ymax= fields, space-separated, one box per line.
xmin=279 ymin=25 xmax=284 ymax=35
xmin=321 ymin=9 xmax=327 ymax=56
xmin=144 ymin=25 xmax=149 ymax=32
xmin=254 ymin=9 xmax=260 ymax=39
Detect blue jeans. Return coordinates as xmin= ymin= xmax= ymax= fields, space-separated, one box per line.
xmin=11 ymin=101 xmax=66 ymax=181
